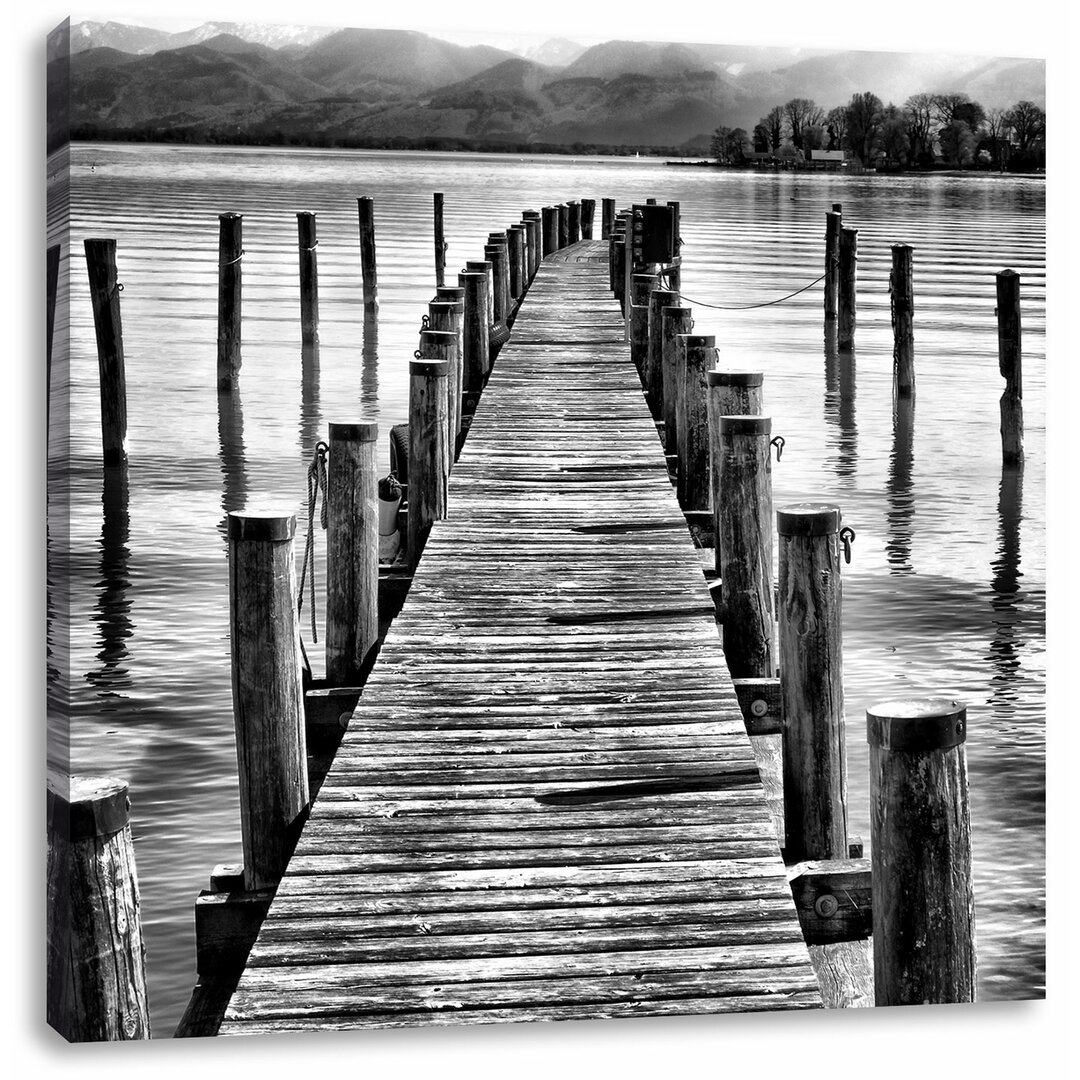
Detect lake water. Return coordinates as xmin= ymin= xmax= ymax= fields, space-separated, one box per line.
xmin=47 ymin=143 xmax=1045 ymax=1035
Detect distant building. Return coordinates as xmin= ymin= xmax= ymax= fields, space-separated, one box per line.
xmin=807 ymin=149 xmax=847 ymax=169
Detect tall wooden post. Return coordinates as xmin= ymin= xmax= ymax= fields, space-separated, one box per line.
xmin=777 ymin=504 xmax=848 ymax=863
xmin=325 ymin=422 xmax=379 ymax=687
xmin=715 ymin=416 xmax=776 ymax=678
xmin=407 ymin=358 xmax=449 ymax=569
xmin=661 ymin=306 xmax=693 ymax=454
xmin=542 ymin=206 xmax=559 ymax=257
xmin=824 ymin=209 xmax=841 ymax=328
xmin=297 ymin=211 xmax=319 ymax=347
xmin=433 ymin=192 xmax=446 ymax=288
xmin=558 ymin=203 xmax=569 ymax=249
xmin=507 ymin=225 xmax=525 ymax=301
xmin=84 ymin=239 xmax=127 ymax=467
xmin=567 ymin=200 xmax=581 ymax=244
xmin=629 ymin=272 xmax=657 ymax=380
xmin=580 ymin=198 xmax=595 ymax=240
xmin=459 ymin=270 xmax=490 ymax=411
xmin=676 ymin=334 xmax=714 ymax=512
xmin=666 ymin=201 xmax=682 ymax=293
xmin=466 ymin=258 xmax=495 ymax=338
xmin=996 ymin=269 xmax=1023 ymax=466
xmin=216 ymin=213 xmax=243 ymax=392
xmin=890 ymin=244 xmax=914 ymax=396
xmin=602 ymin=197 xmax=615 ymax=240
xmin=868 ymin=698 xmax=976 ymax=1005
xmin=227 ymin=511 xmax=309 ymax=891
xmin=612 ymin=231 xmax=627 ymax=311
xmin=418 ymin=327 xmax=457 ymax=480
xmin=838 ymin=226 xmax=858 ymax=351
xmin=357 ymin=196 xmax=378 ymax=315
xmin=484 ymin=242 xmax=509 ymax=338
xmin=646 ymin=287 xmax=678 ymax=422
xmin=46 ymin=773 xmax=151 ymax=1041
xmin=428 ymin=299 xmax=464 ymax=451
xmin=522 ymin=212 xmax=541 ymax=280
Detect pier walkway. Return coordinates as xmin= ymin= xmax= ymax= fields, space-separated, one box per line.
xmin=218 ymin=240 xmax=821 ymax=1033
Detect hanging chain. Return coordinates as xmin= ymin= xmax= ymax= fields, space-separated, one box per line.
xmin=298 ymin=441 xmax=329 ymax=643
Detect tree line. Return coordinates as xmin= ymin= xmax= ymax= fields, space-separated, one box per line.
xmin=710 ymin=93 xmax=1045 ymax=172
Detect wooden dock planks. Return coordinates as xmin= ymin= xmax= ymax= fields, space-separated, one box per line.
xmin=218 ymin=240 xmax=821 ymax=1034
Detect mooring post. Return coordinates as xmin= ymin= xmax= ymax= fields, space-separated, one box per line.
xmin=612 ymin=226 xmax=627 ymax=310
xmin=325 ymin=422 xmax=379 ymax=687
xmin=661 ymin=306 xmax=693 ymax=455
xmin=227 ymin=511 xmax=309 ymax=891
xmin=867 ymin=697 xmax=976 ymax=1005
xmin=558 ymin=203 xmax=569 ymax=249
xmin=522 ymin=211 xmax=541 ymax=280
xmin=458 ymin=270 xmax=490 ymax=421
xmin=824 ymin=209 xmax=841 ymax=329
xmin=407 ymin=357 xmax=449 ymax=569
xmin=891 ymin=244 xmax=915 ymax=396
xmin=602 ymin=197 xmax=615 ymax=240
xmin=84 ymin=238 xmax=128 ymax=467
xmin=630 ymin=272 xmax=658 ymax=380
xmin=567 ymin=200 xmax=581 ymax=244
xmin=580 ymin=198 xmax=595 ymax=240
xmin=838 ymin=226 xmax=858 ymax=351
xmin=216 ymin=213 xmax=243 ymax=392
xmin=665 ymin=201 xmax=682 ymax=293
xmin=507 ymin=225 xmax=525 ymax=301
xmin=46 ymin=772 xmax=151 ymax=1041
xmin=465 ymin=259 xmax=497 ymax=359
xmin=418 ymin=327 xmax=457 ymax=481
xmin=357 ymin=196 xmax=378 ymax=315
xmin=296 ymin=211 xmax=319 ymax=347
xmin=996 ymin=269 xmax=1023 ymax=466
xmin=624 ymin=210 xmax=637 ymax=342
xmin=646 ymin=287 xmax=679 ymax=422
xmin=777 ymin=504 xmax=850 ymax=863
xmin=484 ymin=242 xmax=509 ymax=338
xmin=433 ymin=192 xmax=446 ymax=288
xmin=676 ymin=334 xmax=714 ymax=513
xmin=542 ymin=206 xmax=559 ymax=257
xmin=486 ymin=232 xmax=511 ymax=310
xmin=715 ymin=416 xmax=777 ymax=678
xmin=428 ymin=297 xmax=464 ymax=451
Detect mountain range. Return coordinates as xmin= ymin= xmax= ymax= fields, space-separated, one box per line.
xmin=54 ymin=20 xmax=1046 ymax=153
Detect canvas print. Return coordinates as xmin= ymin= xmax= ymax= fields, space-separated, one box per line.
xmin=45 ymin=9 xmax=1046 ymax=1043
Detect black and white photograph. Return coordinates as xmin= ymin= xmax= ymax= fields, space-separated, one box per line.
xmin=28 ymin=0 xmax=1069 ymax=1071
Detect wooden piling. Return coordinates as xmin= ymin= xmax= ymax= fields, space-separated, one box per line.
xmin=542 ymin=206 xmax=559 ymax=257
xmin=838 ymin=226 xmax=858 ymax=351
xmin=715 ymin=416 xmax=776 ymax=679
xmin=46 ymin=772 xmax=151 ymax=1041
xmin=507 ymin=225 xmax=525 ymax=301
xmin=777 ymin=504 xmax=848 ymax=863
xmin=996 ymin=269 xmax=1023 ymax=465
xmin=466 ymin=259 xmax=497 ymax=351
xmin=296 ymin=211 xmax=319 ymax=347
xmin=661 ymin=306 xmax=693 ymax=453
xmin=216 ymin=213 xmax=243 ymax=391
xmin=824 ymin=210 xmax=841 ymax=327
xmin=433 ymin=192 xmax=446 ymax=287
xmin=612 ymin=231 xmax=627 ymax=310
xmin=676 ymin=334 xmax=714 ymax=512
xmin=666 ymin=201 xmax=682 ymax=293
xmin=580 ymin=198 xmax=595 ymax=240
xmin=867 ymin=698 xmax=976 ymax=1005
xmin=357 ymin=196 xmax=378 ymax=315
xmin=458 ymin=270 xmax=490 ymax=405
xmin=890 ymin=244 xmax=915 ymax=396
xmin=84 ymin=238 xmax=127 ymax=466
xmin=558 ymin=203 xmax=569 ymax=249
xmin=707 ymin=369 xmax=764 ymax=418
xmin=325 ymin=422 xmax=379 ymax=687
xmin=407 ymin=357 xmax=449 ymax=569
xmin=646 ymin=287 xmax=678 ymax=421
xmin=629 ymin=272 xmax=657 ymax=380
xmin=484 ymin=242 xmax=509 ymax=335
xmin=567 ymin=200 xmax=581 ymax=244
xmin=227 ymin=511 xmax=309 ymax=891
xmin=418 ymin=328 xmax=457 ymax=480
xmin=522 ymin=212 xmax=541 ymax=280
xmin=428 ymin=297 xmax=464 ymax=448
xmin=602 ymin=197 xmax=615 ymax=240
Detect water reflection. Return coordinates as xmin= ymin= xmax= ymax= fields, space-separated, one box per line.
xmin=886 ymin=394 xmax=915 ymax=575
xmin=361 ymin=314 xmax=379 ymax=407
xmin=85 ymin=464 xmax=133 ymax=700
xmin=299 ymin=342 xmax=322 ymax=459
xmin=823 ymin=338 xmax=858 ymax=482
xmin=217 ymin=387 xmax=248 ymax=541
xmin=988 ymin=465 xmax=1024 ymax=711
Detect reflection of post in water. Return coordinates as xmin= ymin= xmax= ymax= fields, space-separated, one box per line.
xmin=299 ymin=342 xmax=322 ymax=460
xmin=86 ymin=464 xmax=133 ymax=698
xmin=823 ymin=335 xmax=839 ymax=433
xmin=361 ymin=313 xmax=379 ymax=408
xmin=46 ymin=512 xmax=70 ymax=770
xmin=824 ymin=339 xmax=858 ymax=482
xmin=988 ymin=464 xmax=1024 ymax=707
xmin=885 ymin=393 xmax=915 ymax=575
xmin=217 ymin=385 xmax=248 ymax=540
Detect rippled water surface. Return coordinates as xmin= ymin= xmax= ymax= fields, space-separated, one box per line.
xmin=47 ymin=144 xmax=1045 ymax=1034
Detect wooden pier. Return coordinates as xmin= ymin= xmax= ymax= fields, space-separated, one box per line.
xmin=216 ymin=240 xmax=822 ymax=1033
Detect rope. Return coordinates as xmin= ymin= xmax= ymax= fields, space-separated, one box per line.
xmin=220 ymin=249 xmax=245 ymax=267
xmin=678 ymin=271 xmax=827 ymax=311
xmin=298 ymin=441 xmax=329 ymax=643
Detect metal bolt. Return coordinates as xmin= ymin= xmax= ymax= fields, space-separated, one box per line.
xmin=814 ymin=893 xmax=839 ymax=918
xmin=750 ymin=698 xmax=769 ymax=718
